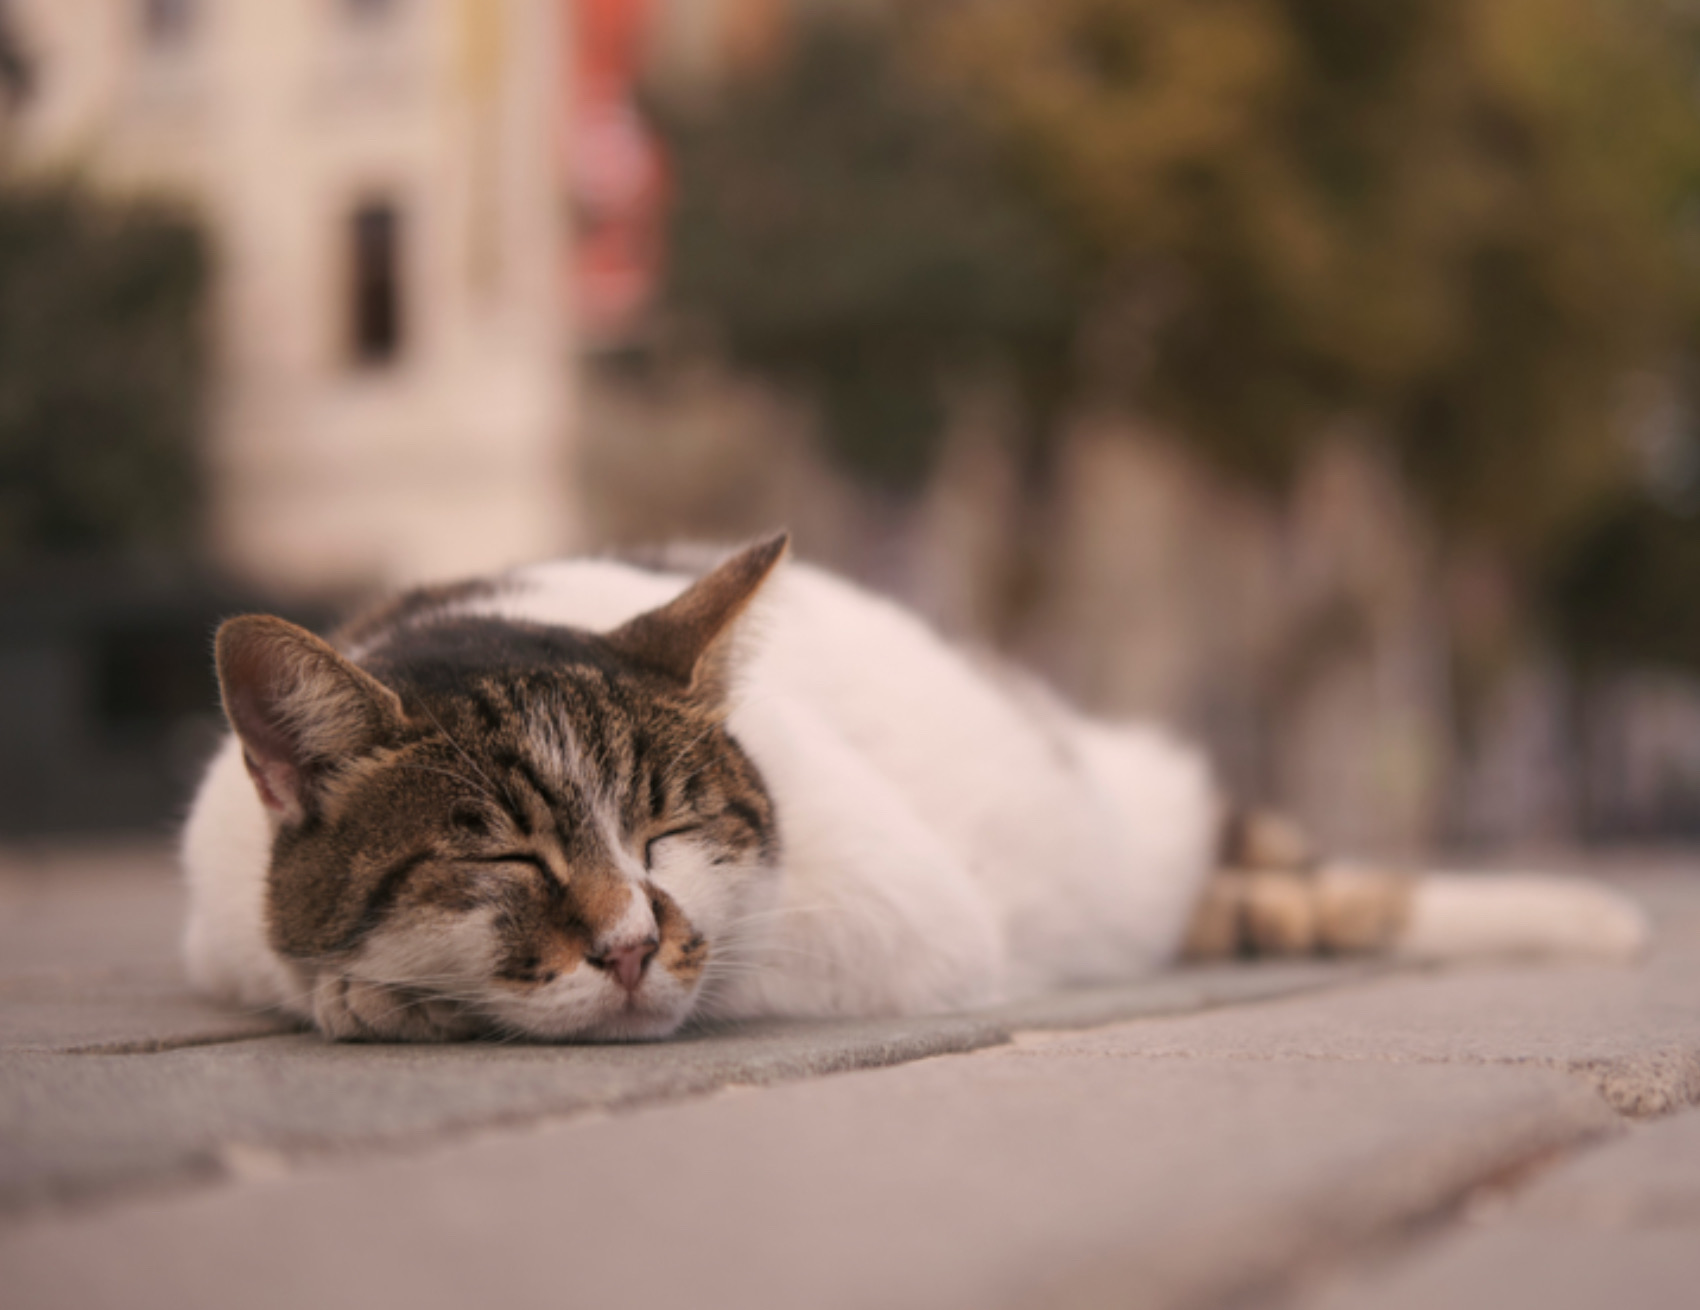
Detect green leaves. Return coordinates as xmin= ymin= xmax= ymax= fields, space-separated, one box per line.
xmin=944 ymin=0 xmax=1700 ymax=554
xmin=655 ymin=14 xmax=1072 ymax=490
xmin=0 ymin=187 xmax=208 ymax=563
xmin=658 ymin=1 xmax=1700 ymax=664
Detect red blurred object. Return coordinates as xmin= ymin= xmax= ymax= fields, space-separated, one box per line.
xmin=570 ymin=0 xmax=668 ymax=344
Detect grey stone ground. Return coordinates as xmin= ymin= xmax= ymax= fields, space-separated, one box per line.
xmin=0 ymin=845 xmax=1696 ymax=1309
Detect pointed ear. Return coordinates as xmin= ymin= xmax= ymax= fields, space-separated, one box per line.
xmin=604 ymin=532 xmax=790 ymax=709
xmin=215 ymin=615 xmax=407 ymax=825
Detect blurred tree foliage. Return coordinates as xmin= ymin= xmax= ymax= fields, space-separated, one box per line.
xmin=654 ymin=16 xmax=1074 ymax=489
xmin=661 ymin=0 xmax=1700 ymax=542
xmin=1553 ymin=492 xmax=1700 ymax=669
xmin=938 ymin=0 xmax=1700 ymax=561
xmin=658 ymin=0 xmax=1700 ymax=661
xmin=0 ymin=187 xmax=208 ymax=564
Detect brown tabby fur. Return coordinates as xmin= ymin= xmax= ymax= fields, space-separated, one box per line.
xmin=215 ymin=537 xmax=786 ymax=1040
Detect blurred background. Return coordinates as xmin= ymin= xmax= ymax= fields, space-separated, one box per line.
xmin=2 ymin=0 xmax=1700 ymax=861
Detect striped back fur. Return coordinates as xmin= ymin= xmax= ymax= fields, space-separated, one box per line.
xmin=212 ymin=536 xmax=787 ymax=1041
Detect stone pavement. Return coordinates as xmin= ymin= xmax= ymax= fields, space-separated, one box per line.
xmin=0 ymin=845 xmax=1696 ymax=1309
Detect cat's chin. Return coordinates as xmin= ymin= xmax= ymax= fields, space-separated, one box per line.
xmin=563 ymin=1007 xmax=691 ymax=1043
xmin=308 ymin=971 xmax=694 ymax=1044
xmin=311 ymin=973 xmax=488 ymax=1043
xmin=503 ymin=1003 xmax=691 ymax=1043
xmin=491 ymin=985 xmax=697 ymax=1043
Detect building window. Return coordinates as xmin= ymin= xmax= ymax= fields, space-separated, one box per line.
xmin=349 ymin=202 xmax=403 ymax=366
xmin=140 ymin=0 xmax=194 ymax=47
xmin=343 ymin=0 xmax=399 ymax=23
xmin=0 ymin=1 xmax=32 ymax=111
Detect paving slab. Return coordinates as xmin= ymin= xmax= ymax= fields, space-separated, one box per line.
xmin=0 ymin=1049 xmax=1614 ymax=1310
xmin=0 ymin=958 xmax=1376 ymax=1057
xmin=0 ymin=841 xmax=1392 ymax=1217
xmin=1012 ymin=871 xmax=1700 ymax=1118
xmin=0 ymin=1012 xmax=1007 ymax=1215
xmin=3 ymin=844 xmax=1696 ymax=1310
xmin=1299 ymin=1228 xmax=1700 ymax=1310
xmin=1294 ymin=1107 xmax=1700 ymax=1310
xmin=1014 ymin=949 xmax=1700 ymax=1117
xmin=984 ymin=958 xmax=1392 ymax=1031
xmin=0 ymin=844 xmax=183 ymax=977
xmin=0 ymin=968 xmax=296 ymax=1053
xmin=1515 ymin=1098 xmax=1700 ymax=1225
xmin=0 ymin=962 xmax=1377 ymax=1216
xmin=0 ymin=965 xmax=1373 ymax=1216
xmin=0 ymin=846 xmax=301 ymax=1054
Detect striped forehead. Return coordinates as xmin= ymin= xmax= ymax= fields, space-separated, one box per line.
xmin=460 ymin=667 xmax=665 ymax=844
xmin=518 ymin=694 xmax=597 ymax=795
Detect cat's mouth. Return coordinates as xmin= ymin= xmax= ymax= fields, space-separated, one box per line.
xmin=478 ymin=971 xmax=695 ymax=1043
xmin=554 ymin=991 xmax=687 ymax=1042
xmin=578 ymin=980 xmax=690 ymax=1040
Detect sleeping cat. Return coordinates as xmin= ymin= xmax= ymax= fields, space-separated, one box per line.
xmin=182 ymin=533 xmax=1648 ymax=1041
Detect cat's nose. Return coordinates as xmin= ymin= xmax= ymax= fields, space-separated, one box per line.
xmin=590 ymin=937 xmax=658 ymax=992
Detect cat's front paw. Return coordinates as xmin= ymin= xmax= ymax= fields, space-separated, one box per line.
xmin=311 ymin=972 xmax=482 ymax=1042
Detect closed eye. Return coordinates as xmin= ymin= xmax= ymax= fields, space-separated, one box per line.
xmin=645 ymin=825 xmax=701 ymax=868
xmin=465 ymin=852 xmax=561 ymax=902
xmin=469 ymin=853 xmax=550 ymax=875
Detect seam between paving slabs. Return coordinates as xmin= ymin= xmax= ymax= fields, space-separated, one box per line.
xmin=2 ymin=964 xmax=1393 ymax=1225
xmin=1196 ymin=1129 xmax=1623 ymax=1310
xmin=34 ymin=960 xmax=1390 ymax=1058
xmin=0 ymin=1017 xmax=1008 ymax=1226
xmin=1001 ymin=1043 xmax=1700 ymax=1120
xmin=41 ymin=1027 xmax=303 ymax=1056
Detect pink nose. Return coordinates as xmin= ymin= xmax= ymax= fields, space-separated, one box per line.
xmin=592 ymin=938 xmax=658 ymax=992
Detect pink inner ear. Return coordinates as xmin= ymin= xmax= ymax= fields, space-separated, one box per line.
xmin=241 ymin=747 xmax=303 ymax=821
xmin=216 ymin=614 xmax=404 ymax=826
xmin=226 ymin=674 xmax=309 ymax=821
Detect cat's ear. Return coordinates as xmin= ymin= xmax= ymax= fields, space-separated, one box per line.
xmin=604 ymin=531 xmax=789 ymax=710
xmin=215 ymin=615 xmax=407 ymax=825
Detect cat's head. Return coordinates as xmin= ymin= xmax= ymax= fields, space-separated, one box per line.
xmin=214 ymin=535 xmax=788 ymax=1042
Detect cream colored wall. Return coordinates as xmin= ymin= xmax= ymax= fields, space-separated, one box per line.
xmin=6 ymin=0 xmax=576 ymax=596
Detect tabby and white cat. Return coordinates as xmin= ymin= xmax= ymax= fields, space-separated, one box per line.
xmin=182 ymin=534 xmax=1647 ymax=1041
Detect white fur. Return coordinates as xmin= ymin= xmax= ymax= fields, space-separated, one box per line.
xmin=182 ymin=736 xmax=311 ymax=1014
xmin=181 ymin=551 xmax=1645 ymax=1034
xmin=1397 ymin=873 xmax=1649 ymax=963
xmin=466 ymin=557 xmax=1223 ymax=1014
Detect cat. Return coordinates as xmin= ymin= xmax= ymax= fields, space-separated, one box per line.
xmin=181 ymin=533 xmax=1649 ymax=1041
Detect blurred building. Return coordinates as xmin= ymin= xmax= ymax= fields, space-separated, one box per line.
xmin=645 ymin=0 xmax=788 ymax=83
xmin=2 ymin=0 xmax=575 ymax=596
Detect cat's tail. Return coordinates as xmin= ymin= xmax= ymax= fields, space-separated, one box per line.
xmin=1394 ymin=871 xmax=1649 ymax=963
xmin=1184 ymin=812 xmax=1650 ymax=963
